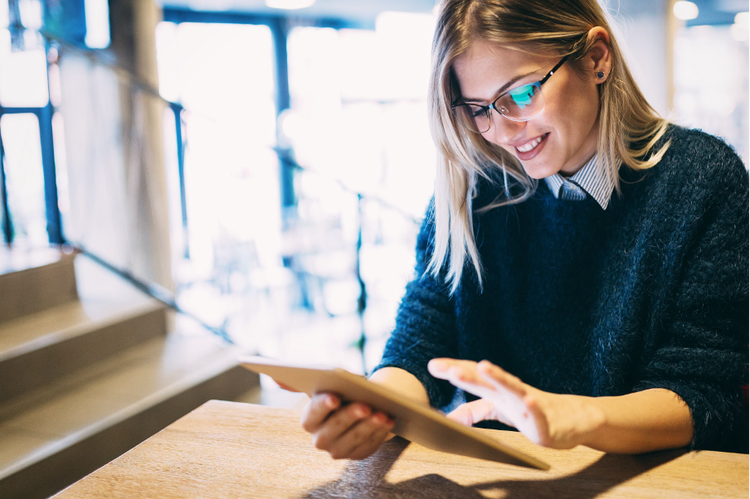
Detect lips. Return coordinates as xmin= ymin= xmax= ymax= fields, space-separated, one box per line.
xmin=517 ymin=136 xmax=543 ymax=152
xmin=514 ymin=133 xmax=549 ymax=161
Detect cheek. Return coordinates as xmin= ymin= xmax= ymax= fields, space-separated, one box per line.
xmin=547 ymin=87 xmax=599 ymax=141
xmin=479 ymin=129 xmax=515 ymax=153
xmin=545 ymin=75 xmax=599 ymax=132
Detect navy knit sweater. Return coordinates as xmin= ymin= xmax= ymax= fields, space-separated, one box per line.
xmin=376 ymin=126 xmax=749 ymax=453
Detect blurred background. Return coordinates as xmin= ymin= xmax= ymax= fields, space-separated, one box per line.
xmin=0 ymin=1 xmax=747 ymax=495
xmin=1 ymin=0 xmax=748 ymax=374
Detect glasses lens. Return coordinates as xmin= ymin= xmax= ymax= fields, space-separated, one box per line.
xmin=498 ymin=82 xmax=544 ymax=122
xmin=455 ymin=104 xmax=490 ymax=133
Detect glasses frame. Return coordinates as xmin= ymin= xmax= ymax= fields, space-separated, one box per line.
xmin=452 ymin=55 xmax=570 ymax=133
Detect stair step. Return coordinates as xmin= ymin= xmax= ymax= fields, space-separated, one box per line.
xmin=0 ymin=319 xmax=259 ymax=498
xmin=0 ymin=248 xmax=78 ymax=323
xmin=0 ymin=301 xmax=167 ymax=403
xmin=0 ymin=251 xmax=170 ymax=404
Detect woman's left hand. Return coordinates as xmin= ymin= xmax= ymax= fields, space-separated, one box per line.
xmin=427 ymin=358 xmax=604 ymax=449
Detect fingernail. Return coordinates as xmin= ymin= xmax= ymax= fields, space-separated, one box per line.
xmin=354 ymin=406 xmax=369 ymax=418
xmin=325 ymin=396 xmax=337 ymax=410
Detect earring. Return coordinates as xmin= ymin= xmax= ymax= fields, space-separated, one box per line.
xmin=596 ymin=70 xmax=605 ymax=79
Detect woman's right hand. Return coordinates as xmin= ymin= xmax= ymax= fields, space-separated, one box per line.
xmin=300 ymin=392 xmax=395 ymax=460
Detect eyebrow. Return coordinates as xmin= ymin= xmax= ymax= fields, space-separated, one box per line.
xmin=460 ymin=69 xmax=539 ymax=104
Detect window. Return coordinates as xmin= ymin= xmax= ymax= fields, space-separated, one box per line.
xmin=284 ymin=12 xmax=436 ymax=368
xmin=156 ymin=20 xmax=282 ymax=335
xmin=0 ymin=113 xmax=47 ymax=247
xmin=286 ymin=13 xmax=436 ymax=217
xmin=0 ymin=29 xmax=48 ymax=107
xmin=0 ymin=0 xmax=58 ymax=247
xmin=673 ymin=23 xmax=749 ymax=162
xmin=152 ymin=11 xmax=437 ymax=370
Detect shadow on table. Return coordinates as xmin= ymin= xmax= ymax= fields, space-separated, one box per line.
xmin=299 ymin=438 xmax=685 ymax=499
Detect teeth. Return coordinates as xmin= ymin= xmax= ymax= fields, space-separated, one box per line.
xmin=517 ymin=135 xmax=543 ymax=153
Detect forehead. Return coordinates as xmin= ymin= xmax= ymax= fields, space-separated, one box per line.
xmin=452 ymin=41 xmax=555 ymax=100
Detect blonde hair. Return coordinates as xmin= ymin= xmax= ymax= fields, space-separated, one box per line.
xmin=427 ymin=0 xmax=671 ymax=293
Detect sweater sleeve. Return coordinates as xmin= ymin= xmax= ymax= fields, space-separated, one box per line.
xmin=373 ymin=203 xmax=460 ymax=409
xmin=634 ymin=135 xmax=749 ymax=452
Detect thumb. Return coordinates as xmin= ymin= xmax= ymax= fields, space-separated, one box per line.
xmin=446 ymin=398 xmax=497 ymax=427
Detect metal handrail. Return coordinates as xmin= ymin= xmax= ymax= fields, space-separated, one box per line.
xmin=72 ymin=244 xmax=235 ymax=344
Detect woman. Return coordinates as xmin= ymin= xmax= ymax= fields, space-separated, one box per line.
xmin=301 ymin=0 xmax=748 ymax=459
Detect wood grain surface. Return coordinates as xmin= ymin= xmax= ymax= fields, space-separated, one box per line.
xmin=55 ymin=400 xmax=749 ymax=499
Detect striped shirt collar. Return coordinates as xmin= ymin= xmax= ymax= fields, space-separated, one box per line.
xmin=543 ymin=155 xmax=615 ymax=210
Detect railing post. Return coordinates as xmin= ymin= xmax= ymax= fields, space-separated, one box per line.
xmin=269 ymin=17 xmax=297 ymax=226
xmin=170 ymin=102 xmax=189 ymax=259
xmin=355 ymin=193 xmax=368 ymax=372
xmin=38 ymin=105 xmax=63 ymax=244
xmin=0 ymin=110 xmax=13 ymax=246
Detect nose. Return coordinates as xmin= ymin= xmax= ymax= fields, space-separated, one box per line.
xmin=484 ymin=111 xmax=527 ymax=147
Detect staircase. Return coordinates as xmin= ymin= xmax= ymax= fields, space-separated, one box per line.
xmin=0 ymin=248 xmax=260 ymax=498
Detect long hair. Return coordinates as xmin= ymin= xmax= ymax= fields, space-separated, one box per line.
xmin=427 ymin=0 xmax=670 ymax=293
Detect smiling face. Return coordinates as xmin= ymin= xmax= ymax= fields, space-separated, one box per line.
xmin=453 ymin=41 xmax=602 ymax=178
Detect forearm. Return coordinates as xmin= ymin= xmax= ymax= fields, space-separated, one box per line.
xmin=369 ymin=367 xmax=430 ymax=405
xmin=581 ymin=388 xmax=693 ymax=454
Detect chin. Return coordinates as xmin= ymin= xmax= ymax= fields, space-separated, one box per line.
xmin=521 ymin=162 xmax=560 ymax=180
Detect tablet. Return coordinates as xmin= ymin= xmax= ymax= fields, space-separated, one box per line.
xmin=240 ymin=356 xmax=549 ymax=470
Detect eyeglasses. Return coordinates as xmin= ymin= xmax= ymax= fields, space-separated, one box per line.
xmin=452 ymin=55 xmax=569 ymax=134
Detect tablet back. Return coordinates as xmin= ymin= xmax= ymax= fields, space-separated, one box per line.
xmin=241 ymin=356 xmax=549 ymax=470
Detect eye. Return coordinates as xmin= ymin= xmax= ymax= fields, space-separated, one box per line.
xmin=468 ymin=105 xmax=486 ymax=118
xmin=507 ymin=84 xmax=537 ymax=108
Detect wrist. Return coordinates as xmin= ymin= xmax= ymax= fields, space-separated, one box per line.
xmin=368 ymin=367 xmax=429 ymax=405
xmin=574 ymin=395 xmax=607 ymax=448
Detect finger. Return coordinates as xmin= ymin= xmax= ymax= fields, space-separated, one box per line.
xmin=312 ymin=403 xmax=372 ymax=453
xmin=323 ymin=405 xmax=387 ymax=459
xmin=429 ymin=359 xmax=497 ymax=393
xmin=428 ymin=358 xmax=479 ymax=380
xmin=446 ymin=398 xmax=499 ymax=426
xmin=520 ymin=394 xmax=546 ymax=445
xmin=477 ymin=361 xmax=529 ymax=399
xmin=300 ymin=392 xmax=340 ymax=432
xmin=473 ymin=366 xmax=543 ymax=444
xmin=439 ymin=370 xmax=502 ymax=402
xmin=346 ymin=413 xmax=396 ymax=460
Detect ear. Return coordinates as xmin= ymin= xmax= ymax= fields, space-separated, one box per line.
xmin=585 ymin=26 xmax=612 ymax=83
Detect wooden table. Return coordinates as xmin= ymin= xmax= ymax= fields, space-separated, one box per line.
xmin=56 ymin=400 xmax=748 ymax=498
